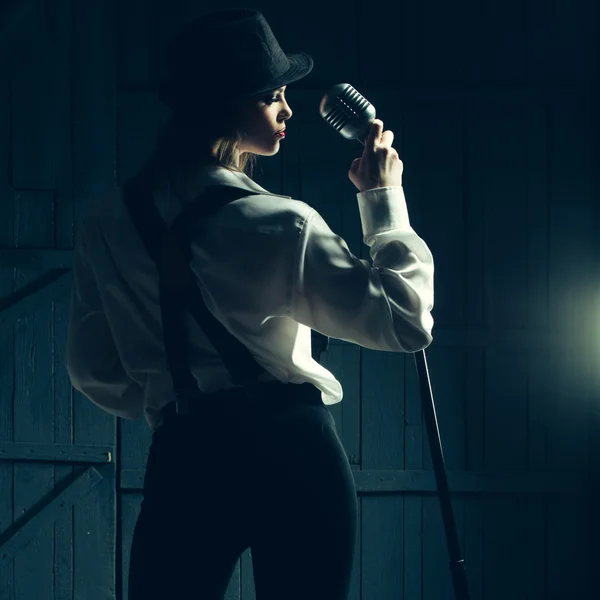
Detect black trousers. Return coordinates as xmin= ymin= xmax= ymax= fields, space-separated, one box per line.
xmin=128 ymin=382 xmax=358 ymax=600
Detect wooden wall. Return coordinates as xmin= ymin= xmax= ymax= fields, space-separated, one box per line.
xmin=0 ymin=0 xmax=597 ymax=599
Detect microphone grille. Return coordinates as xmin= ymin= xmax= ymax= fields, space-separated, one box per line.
xmin=319 ymin=83 xmax=376 ymax=143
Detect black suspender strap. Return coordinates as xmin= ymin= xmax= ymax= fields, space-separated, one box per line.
xmin=122 ymin=179 xmax=330 ymax=414
xmin=122 ymin=180 xmax=268 ymax=413
xmin=168 ymin=185 xmax=329 ymax=366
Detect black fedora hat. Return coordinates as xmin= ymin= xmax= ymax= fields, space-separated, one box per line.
xmin=159 ymin=7 xmax=313 ymax=114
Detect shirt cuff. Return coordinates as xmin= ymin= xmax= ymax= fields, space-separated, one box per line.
xmin=356 ymin=186 xmax=411 ymax=244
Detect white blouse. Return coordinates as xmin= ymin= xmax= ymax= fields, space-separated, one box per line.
xmin=66 ymin=165 xmax=434 ymax=431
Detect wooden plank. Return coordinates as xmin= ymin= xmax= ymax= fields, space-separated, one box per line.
xmin=0 ymin=1 xmax=40 ymax=84
xmin=362 ymin=496 xmax=404 ymax=600
xmin=545 ymin=98 xmax=596 ymax=473
xmin=485 ymin=349 xmax=528 ymax=470
xmin=120 ymin=467 xmax=590 ymax=494
xmin=359 ymin=0 xmax=423 ymax=85
xmin=359 ymin=471 xmax=591 ymax=494
xmin=120 ymin=470 xmax=145 ymax=490
xmin=478 ymin=89 xmax=531 ymax=600
xmin=403 ymin=97 xmax=468 ymax=600
xmin=0 ymin=442 xmax=113 ymax=464
xmin=404 ymin=351 xmax=424 ymax=600
xmin=54 ymin=291 xmax=75 ymax=600
xmin=544 ymin=351 xmax=591 ymax=595
xmin=0 ymin=269 xmax=71 ymax=325
xmin=0 ymin=0 xmax=36 ymax=43
xmin=321 ymin=345 xmax=361 ymax=467
xmin=0 ymin=53 xmax=14 ymax=600
xmin=422 ymin=494 xmax=453 ymax=600
xmin=546 ymin=96 xmax=596 ymax=343
xmin=482 ymin=496 xmax=527 ymax=600
xmin=525 ymin=101 xmax=550 ymax=334
xmin=522 ymin=87 xmax=563 ymax=586
xmin=120 ymin=494 xmax=141 ymax=600
xmin=546 ymin=496 xmax=591 ymax=598
xmin=42 ymin=2 xmax=77 ymax=597
xmin=462 ymin=89 xmax=495 ymax=600
xmin=527 ymin=0 xmax=597 ymax=83
xmin=522 ymin=496 xmax=547 ymax=600
xmin=544 ymin=91 xmax=595 ymax=597
xmin=526 ymin=348 xmax=551 ymax=600
xmin=361 ymin=350 xmax=405 ymax=600
xmin=544 ymin=350 xmax=592 ymax=594
xmin=11 ymin=2 xmax=62 ymax=191
xmin=421 ymin=349 xmax=467 ymax=600
xmin=431 ymin=0 xmax=530 ymax=86
xmin=72 ymin=457 xmax=116 ymax=600
xmin=72 ymin=0 xmax=118 ymax=216
xmin=12 ymin=169 xmax=55 ymax=600
xmin=0 ymin=467 xmax=102 ymax=562
xmin=49 ymin=0 xmax=75 ymax=253
xmin=156 ymin=0 xmax=211 ymax=78
xmin=72 ymin=2 xmax=118 ymax=599
xmin=463 ymin=346 xmax=485 ymax=598
xmin=482 ymin=102 xmax=531 ymax=331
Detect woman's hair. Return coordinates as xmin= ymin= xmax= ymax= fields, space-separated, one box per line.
xmin=210 ymin=130 xmax=259 ymax=178
xmin=127 ymin=97 xmax=259 ymax=194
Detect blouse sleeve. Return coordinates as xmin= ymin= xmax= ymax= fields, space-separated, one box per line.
xmin=65 ymin=223 xmax=145 ymax=419
xmin=290 ymin=186 xmax=434 ymax=353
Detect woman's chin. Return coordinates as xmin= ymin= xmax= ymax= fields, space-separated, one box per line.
xmin=259 ymin=145 xmax=281 ymax=157
xmin=241 ymin=139 xmax=281 ymax=157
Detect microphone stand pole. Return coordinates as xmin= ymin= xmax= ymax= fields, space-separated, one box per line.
xmin=413 ymin=349 xmax=471 ymax=600
xmin=351 ymin=133 xmax=471 ymax=600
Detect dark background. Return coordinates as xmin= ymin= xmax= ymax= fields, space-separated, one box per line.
xmin=0 ymin=0 xmax=598 ymax=599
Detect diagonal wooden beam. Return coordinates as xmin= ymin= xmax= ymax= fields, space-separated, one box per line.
xmin=0 ymin=466 xmax=103 ymax=562
xmin=0 ymin=269 xmax=72 ymax=324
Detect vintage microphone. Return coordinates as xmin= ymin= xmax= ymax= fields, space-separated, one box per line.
xmin=319 ymin=83 xmax=471 ymax=600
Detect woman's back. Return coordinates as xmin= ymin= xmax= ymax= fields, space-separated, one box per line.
xmin=67 ymin=162 xmax=433 ymax=430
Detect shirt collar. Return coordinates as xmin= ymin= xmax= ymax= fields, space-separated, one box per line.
xmin=194 ymin=165 xmax=292 ymax=199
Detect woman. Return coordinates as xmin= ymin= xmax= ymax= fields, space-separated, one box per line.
xmin=66 ymin=8 xmax=434 ymax=600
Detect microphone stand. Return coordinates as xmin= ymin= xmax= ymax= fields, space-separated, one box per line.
xmin=413 ymin=349 xmax=471 ymax=600
xmin=354 ymin=134 xmax=471 ymax=600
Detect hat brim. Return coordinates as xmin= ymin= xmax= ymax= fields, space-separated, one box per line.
xmin=248 ymin=52 xmax=314 ymax=97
